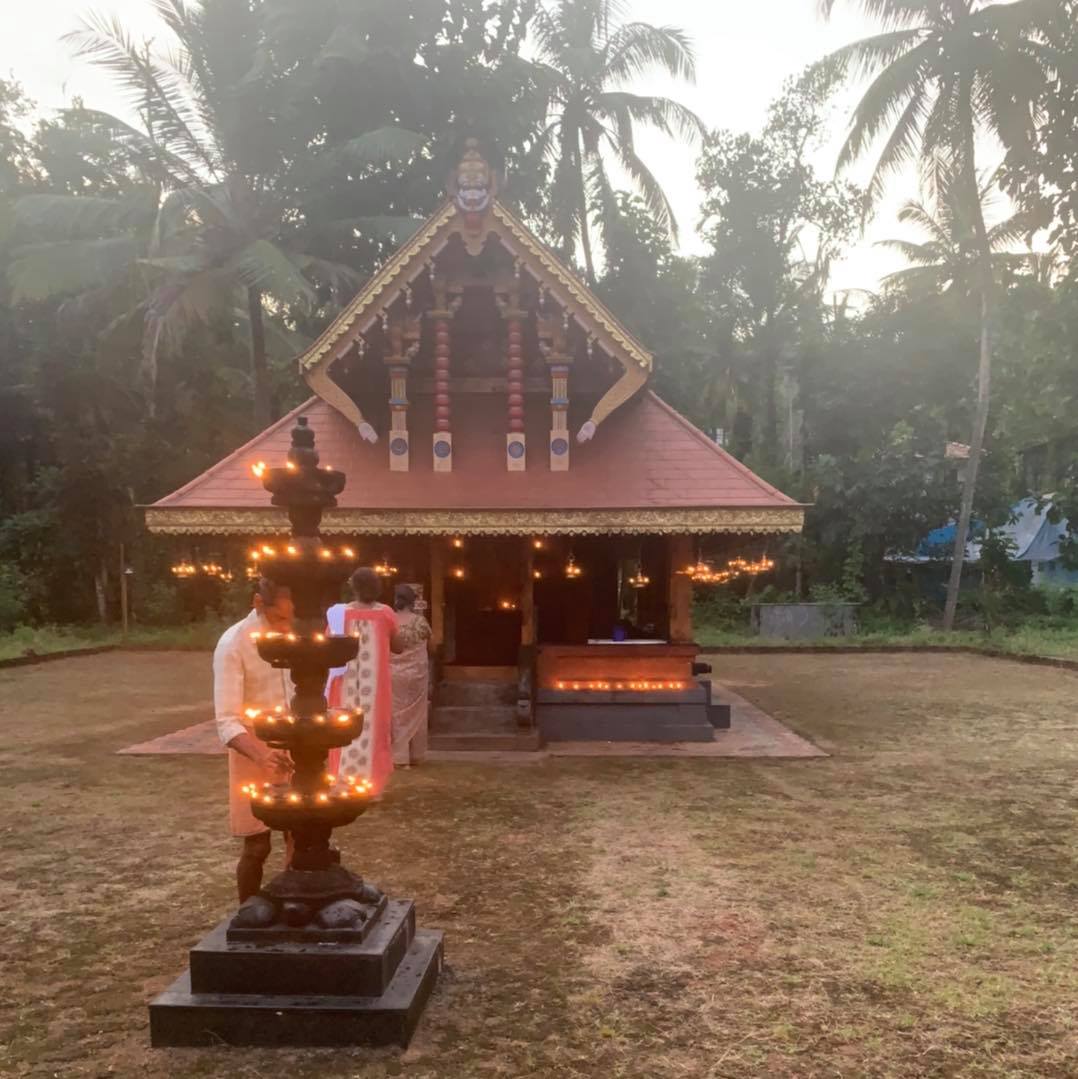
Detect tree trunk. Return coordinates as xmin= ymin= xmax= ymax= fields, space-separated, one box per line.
xmin=942 ymin=291 xmax=991 ymax=630
xmin=94 ymin=558 xmax=109 ymax=623
xmin=248 ymin=286 xmax=271 ymax=428
xmin=578 ymin=176 xmax=596 ymax=286
xmin=942 ymin=134 xmax=995 ymax=631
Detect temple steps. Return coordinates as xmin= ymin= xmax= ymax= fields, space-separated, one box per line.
xmin=441 ymin=665 xmax=516 ymax=683
xmin=436 ymin=680 xmax=518 ymax=707
xmin=427 ymin=731 xmax=542 ymax=752
xmin=430 ymin=675 xmax=537 ymax=752
xmin=431 ymin=704 xmax=517 ymax=733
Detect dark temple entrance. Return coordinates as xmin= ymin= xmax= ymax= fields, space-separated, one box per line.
xmin=444 ymin=537 xmax=523 ymax=667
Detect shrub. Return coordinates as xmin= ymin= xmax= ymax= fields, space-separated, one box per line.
xmin=0 ymin=563 xmax=33 ymax=631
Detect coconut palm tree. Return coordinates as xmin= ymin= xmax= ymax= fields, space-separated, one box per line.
xmin=17 ymin=3 xmax=422 ymax=425
xmin=878 ymin=161 xmax=1032 ymax=298
xmin=819 ymin=0 xmax=1051 ymax=629
xmin=529 ymin=0 xmax=705 ymax=283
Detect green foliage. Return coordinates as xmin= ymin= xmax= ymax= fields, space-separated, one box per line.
xmin=694 ymin=66 xmax=860 ymax=467
xmin=0 ymin=563 xmax=33 ymax=631
xmin=1003 ymin=0 xmax=1078 ymax=257
xmin=0 ymin=3 xmax=1077 ymax=640
xmin=530 ymin=0 xmax=704 ymax=280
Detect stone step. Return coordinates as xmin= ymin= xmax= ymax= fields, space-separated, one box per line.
xmin=442 ymin=665 xmax=516 ymax=683
xmin=431 ymin=705 xmax=518 ymax=734
xmin=437 ymin=680 xmax=518 ymax=707
xmin=150 ymin=928 xmax=444 ymax=1047
xmin=428 ymin=731 xmax=542 ymax=752
xmin=191 ymin=900 xmax=415 ymax=998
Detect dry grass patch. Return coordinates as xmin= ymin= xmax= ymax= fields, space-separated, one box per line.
xmin=1 ymin=651 xmax=1077 ymax=1077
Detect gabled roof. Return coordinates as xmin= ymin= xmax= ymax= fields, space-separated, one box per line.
xmin=298 ymin=197 xmax=652 ymax=377
xmin=145 ymin=391 xmax=804 ymax=536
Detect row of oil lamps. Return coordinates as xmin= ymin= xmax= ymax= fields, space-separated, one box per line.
xmin=553 ymin=680 xmax=687 ymax=691
xmin=170 ymin=561 xmax=234 ymax=580
xmin=240 ymin=774 xmax=374 ymax=805
xmin=243 ymin=704 xmax=357 ymax=727
xmin=175 ymin=537 xmax=660 ymax=589
xmin=680 ymin=556 xmax=776 ymax=585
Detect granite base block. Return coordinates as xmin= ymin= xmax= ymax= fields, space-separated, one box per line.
xmin=150 ymin=929 xmax=443 ymax=1047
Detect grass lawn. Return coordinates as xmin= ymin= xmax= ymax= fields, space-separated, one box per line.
xmin=7 ymin=618 xmax=1078 ymax=665
xmin=2 ymin=651 xmax=1077 ymax=1077
xmin=696 ymin=621 xmax=1078 ymax=661
xmin=0 ymin=623 xmax=227 ymax=662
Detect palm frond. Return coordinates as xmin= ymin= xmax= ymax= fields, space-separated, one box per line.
xmin=63 ymin=12 xmax=218 ymax=178
xmin=822 ymin=27 xmax=926 ymax=84
xmin=608 ymin=138 xmax=678 ymax=240
xmin=226 ymin=239 xmax=317 ymax=311
xmin=13 ymin=190 xmax=156 ymax=242
xmin=880 ymin=262 xmax=952 ymax=295
xmin=818 ymin=1 xmax=940 ymax=32
xmin=314 ymin=215 xmax=426 ymax=245
xmin=57 ymin=107 xmax=204 ymax=189
xmin=292 ymin=254 xmax=364 ymax=295
xmin=599 ymin=91 xmax=705 ymax=142
xmin=895 ymin=197 xmax=952 ymax=246
xmin=604 ymin=22 xmax=697 ymax=84
xmin=8 ymin=236 xmax=143 ymax=303
xmin=874 ymin=237 xmax=946 ymax=266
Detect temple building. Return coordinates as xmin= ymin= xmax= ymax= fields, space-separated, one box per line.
xmin=146 ymin=143 xmax=803 ymax=744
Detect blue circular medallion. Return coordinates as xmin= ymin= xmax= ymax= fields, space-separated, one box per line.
xmin=390 ymin=437 xmax=408 ymax=456
xmin=434 ymin=439 xmax=452 ymax=459
xmin=508 ymin=439 xmax=525 ymax=459
xmin=551 ymin=437 xmax=569 ymax=456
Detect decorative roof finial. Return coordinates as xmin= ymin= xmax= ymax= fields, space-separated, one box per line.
xmin=449 ymin=137 xmax=497 ymax=255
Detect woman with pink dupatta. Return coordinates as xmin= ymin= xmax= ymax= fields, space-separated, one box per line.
xmin=389 ymin=584 xmax=432 ymax=766
xmin=325 ymin=567 xmax=403 ymax=796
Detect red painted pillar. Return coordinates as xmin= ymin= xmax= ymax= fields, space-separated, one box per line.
xmin=432 ymin=312 xmax=452 ymax=471
xmin=505 ymin=308 xmax=526 ymax=470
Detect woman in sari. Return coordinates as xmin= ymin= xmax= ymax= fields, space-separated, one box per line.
xmin=390 ymin=584 xmax=432 ymax=766
xmin=326 ymin=567 xmax=403 ymax=796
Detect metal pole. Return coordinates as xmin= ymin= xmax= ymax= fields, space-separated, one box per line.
xmin=120 ymin=542 xmax=129 ymax=637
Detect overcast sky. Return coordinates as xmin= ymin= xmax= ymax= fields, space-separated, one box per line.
xmin=1 ymin=0 xmax=927 ymax=294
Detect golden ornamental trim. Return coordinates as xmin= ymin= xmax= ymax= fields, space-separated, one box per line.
xmin=299 ymin=201 xmax=458 ymax=372
xmin=489 ymin=202 xmax=652 ymax=373
xmin=297 ymin=198 xmax=654 ymax=377
xmin=145 ymin=506 xmax=804 ymax=536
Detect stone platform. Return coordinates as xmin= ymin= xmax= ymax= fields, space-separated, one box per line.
xmin=150 ymin=899 xmax=442 ymax=1047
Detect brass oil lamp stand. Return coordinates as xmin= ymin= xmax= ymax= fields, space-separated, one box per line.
xmin=150 ymin=417 xmax=443 ymax=1047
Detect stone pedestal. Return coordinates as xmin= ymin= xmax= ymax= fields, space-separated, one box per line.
xmin=150 ymin=899 xmax=443 ymax=1047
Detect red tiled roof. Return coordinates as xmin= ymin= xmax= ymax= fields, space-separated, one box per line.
xmin=151 ymin=391 xmax=798 ymax=514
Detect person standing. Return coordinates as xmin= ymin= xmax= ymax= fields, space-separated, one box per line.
xmin=390 ymin=584 xmax=432 ymax=766
xmin=326 ymin=568 xmax=403 ymax=795
xmin=214 ymin=578 xmax=294 ymax=903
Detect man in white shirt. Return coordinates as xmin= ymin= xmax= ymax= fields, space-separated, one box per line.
xmin=213 ymin=578 xmax=294 ymax=902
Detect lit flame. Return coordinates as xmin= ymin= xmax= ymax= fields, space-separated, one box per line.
xmin=251 ymin=461 xmax=267 ymax=478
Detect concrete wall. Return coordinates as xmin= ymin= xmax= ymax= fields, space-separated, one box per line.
xmin=750 ymin=603 xmax=859 ymax=640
